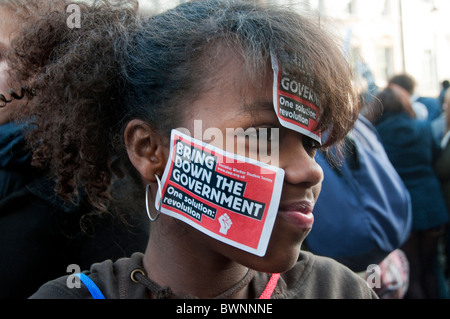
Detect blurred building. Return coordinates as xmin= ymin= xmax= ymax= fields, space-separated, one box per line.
xmin=298 ymin=0 xmax=450 ymax=97
xmin=140 ymin=0 xmax=450 ymax=96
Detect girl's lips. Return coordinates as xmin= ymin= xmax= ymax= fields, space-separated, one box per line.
xmin=278 ymin=201 xmax=314 ymax=230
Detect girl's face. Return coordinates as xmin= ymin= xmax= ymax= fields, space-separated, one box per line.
xmin=0 ymin=7 xmax=19 ymax=124
xmin=175 ymin=51 xmax=324 ymax=273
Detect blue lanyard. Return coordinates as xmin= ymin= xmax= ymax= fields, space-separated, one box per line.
xmin=76 ymin=272 xmax=280 ymax=299
xmin=75 ymin=273 xmax=105 ymax=299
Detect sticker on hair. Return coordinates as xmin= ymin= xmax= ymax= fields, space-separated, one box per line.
xmin=271 ymin=53 xmax=322 ymax=144
xmin=155 ymin=130 xmax=285 ymax=257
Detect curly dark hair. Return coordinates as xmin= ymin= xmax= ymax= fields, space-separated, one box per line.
xmin=8 ymin=0 xmax=359 ymax=213
xmin=6 ymin=0 xmax=139 ymax=213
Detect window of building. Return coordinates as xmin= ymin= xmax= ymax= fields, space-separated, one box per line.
xmin=376 ymin=47 xmax=394 ymax=84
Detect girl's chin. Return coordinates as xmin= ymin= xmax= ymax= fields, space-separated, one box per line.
xmin=236 ymin=236 xmax=308 ymax=274
xmin=248 ymin=225 xmax=312 ymax=273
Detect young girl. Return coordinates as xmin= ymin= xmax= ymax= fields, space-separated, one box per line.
xmin=10 ymin=0 xmax=376 ymax=299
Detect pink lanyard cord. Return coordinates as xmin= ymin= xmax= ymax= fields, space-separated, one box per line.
xmin=259 ymin=273 xmax=280 ymax=299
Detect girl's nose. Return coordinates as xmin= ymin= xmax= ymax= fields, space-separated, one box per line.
xmin=280 ymin=133 xmax=324 ymax=188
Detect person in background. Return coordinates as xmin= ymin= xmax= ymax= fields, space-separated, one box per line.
xmin=367 ymin=87 xmax=448 ymax=299
xmin=306 ymin=114 xmax=412 ymax=299
xmin=0 ymin=0 xmax=148 ymax=299
xmin=306 ymin=60 xmax=412 ymax=299
xmin=8 ymin=0 xmax=377 ymax=299
xmin=433 ymin=80 xmax=450 ymax=142
xmin=389 ymin=74 xmax=442 ymax=122
xmin=438 ymin=80 xmax=449 ymax=108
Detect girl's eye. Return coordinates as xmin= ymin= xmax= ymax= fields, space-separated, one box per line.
xmin=255 ymin=127 xmax=275 ymax=143
xmin=244 ymin=127 xmax=280 ymax=147
xmin=303 ymin=136 xmax=321 ymax=154
xmin=243 ymin=126 xmax=279 ymax=158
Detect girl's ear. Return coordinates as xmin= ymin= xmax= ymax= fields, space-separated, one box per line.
xmin=124 ymin=119 xmax=168 ymax=183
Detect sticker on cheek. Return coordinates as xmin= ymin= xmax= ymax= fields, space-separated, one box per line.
xmin=271 ymin=54 xmax=322 ymax=144
xmin=155 ymin=129 xmax=285 ymax=257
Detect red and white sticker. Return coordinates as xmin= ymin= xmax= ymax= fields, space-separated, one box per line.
xmin=156 ymin=130 xmax=285 ymax=257
xmin=271 ymin=54 xmax=322 ymax=144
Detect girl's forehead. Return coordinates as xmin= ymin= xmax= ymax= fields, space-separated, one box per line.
xmin=203 ymin=50 xmax=271 ymax=97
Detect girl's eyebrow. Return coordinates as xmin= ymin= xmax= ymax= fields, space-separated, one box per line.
xmin=241 ymin=101 xmax=274 ymax=113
